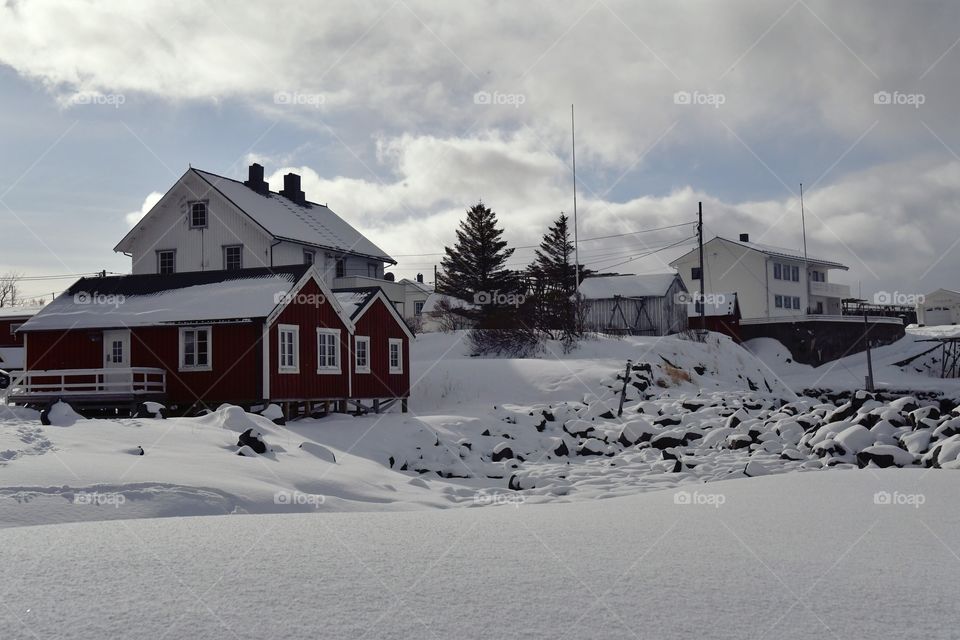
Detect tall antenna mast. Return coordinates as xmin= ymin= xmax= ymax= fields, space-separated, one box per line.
xmin=801 ymin=183 xmax=809 ymax=312
xmin=571 ymin=104 xmax=580 ymax=290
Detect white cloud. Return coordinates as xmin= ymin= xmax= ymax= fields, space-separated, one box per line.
xmin=125 ymin=192 xmax=163 ymax=227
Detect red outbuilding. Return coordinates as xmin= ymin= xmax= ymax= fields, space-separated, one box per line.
xmin=0 ymin=305 xmax=41 ymax=372
xmin=10 ymin=265 xmax=411 ymax=416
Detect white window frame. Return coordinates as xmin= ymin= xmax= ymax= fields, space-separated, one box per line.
xmin=303 ymin=249 xmax=316 ymax=265
xmin=316 ymin=328 xmax=341 ymax=374
xmin=157 ymin=249 xmax=176 ymax=274
xmin=388 ymin=338 xmax=403 ymax=374
xmin=179 ymin=326 xmax=212 ymax=372
xmin=223 ymin=244 xmax=243 ymax=271
xmin=188 ymin=201 xmax=208 ymax=229
xmin=355 ymin=336 xmax=371 ymax=374
xmin=773 ymin=263 xmax=782 ymax=280
xmin=278 ymin=324 xmax=300 ymax=373
xmin=414 ymin=301 xmax=424 ymax=316
xmin=335 ymin=258 xmax=346 ymax=278
xmin=774 ymin=295 xmax=783 ymax=309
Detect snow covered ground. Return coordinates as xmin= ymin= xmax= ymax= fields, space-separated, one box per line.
xmin=2 ymin=470 xmax=957 ymax=639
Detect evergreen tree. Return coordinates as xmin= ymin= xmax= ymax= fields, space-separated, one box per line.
xmin=528 ymin=213 xmax=589 ymax=338
xmin=436 ymin=201 xmax=522 ymax=328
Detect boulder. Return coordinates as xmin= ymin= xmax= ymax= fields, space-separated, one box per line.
xmin=491 ymin=443 xmax=514 ymax=462
xmin=237 ymin=428 xmax=267 ymax=454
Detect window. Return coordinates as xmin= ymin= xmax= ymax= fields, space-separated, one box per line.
xmin=303 ymin=250 xmax=315 ymax=265
xmin=10 ymin=323 xmax=21 ymax=335
xmin=773 ymin=263 xmax=782 ymax=280
xmin=355 ymin=336 xmax=370 ymax=374
xmin=815 ymin=301 xmax=824 ymax=314
xmin=791 ymin=265 xmax=800 ymax=282
xmin=180 ymin=327 xmax=211 ymax=371
xmin=110 ymin=340 xmax=124 ymax=364
xmin=414 ymin=301 xmax=424 ymax=316
xmin=388 ymin=338 xmax=403 ymax=374
xmin=189 ymin=201 xmax=208 ymax=229
xmin=691 ymin=266 xmax=702 ymax=281
xmin=317 ymin=328 xmax=340 ymax=373
xmin=775 ymin=295 xmax=783 ymax=308
xmin=157 ymin=250 xmax=176 ymax=274
xmin=367 ymin=262 xmax=377 ymax=277
xmin=335 ymin=258 xmax=346 ymax=278
xmin=793 ymin=296 xmax=801 ymax=310
xmin=223 ymin=245 xmax=243 ymax=271
xmin=278 ymin=324 xmax=299 ymax=373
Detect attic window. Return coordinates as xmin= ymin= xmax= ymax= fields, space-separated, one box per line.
xmin=691 ymin=266 xmax=702 ymax=281
xmin=335 ymin=258 xmax=346 ymax=278
xmin=189 ymin=201 xmax=208 ymax=229
xmin=303 ymin=250 xmax=315 ymax=265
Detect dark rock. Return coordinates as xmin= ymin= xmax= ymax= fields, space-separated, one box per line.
xmin=491 ymin=445 xmax=514 ymax=462
xmin=553 ymin=440 xmax=570 ymax=456
xmin=694 ymin=365 xmax=706 ymax=376
xmin=237 ymin=428 xmax=267 ymax=454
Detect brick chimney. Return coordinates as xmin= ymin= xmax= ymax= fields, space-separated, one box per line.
xmin=416 ymin=273 xmax=424 ymax=283
xmin=280 ymin=173 xmax=306 ymax=205
xmin=739 ymin=233 xmax=750 ymax=242
xmin=243 ymin=163 xmax=270 ymax=195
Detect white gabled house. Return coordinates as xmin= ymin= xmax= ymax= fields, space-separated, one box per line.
xmin=917 ymin=289 xmax=960 ymax=326
xmin=670 ymin=234 xmax=850 ymax=320
xmin=115 ymin=163 xmax=395 ymax=285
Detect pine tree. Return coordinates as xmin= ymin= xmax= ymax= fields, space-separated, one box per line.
xmin=528 ymin=213 xmax=589 ymax=338
xmin=436 ymin=201 xmax=521 ymax=326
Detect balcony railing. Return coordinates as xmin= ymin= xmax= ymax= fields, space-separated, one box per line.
xmin=4 ymin=367 xmax=166 ymax=403
xmin=810 ymin=281 xmax=851 ymax=298
xmin=741 ymin=315 xmax=903 ymax=326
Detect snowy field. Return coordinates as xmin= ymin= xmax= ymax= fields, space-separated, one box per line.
xmin=3 ymin=329 xmax=960 ymax=638
xmin=1 ymin=470 xmax=957 ymax=639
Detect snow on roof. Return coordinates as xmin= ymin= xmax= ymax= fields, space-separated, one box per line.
xmin=908 ymin=324 xmax=960 ymax=339
xmin=687 ymin=293 xmax=739 ymax=317
xmin=193 ymin=169 xmax=394 ymax=264
xmin=332 ymin=288 xmax=379 ymax=320
xmin=420 ymin=293 xmax=476 ymax=314
xmin=724 ymin=237 xmax=848 ymax=269
xmin=20 ymin=266 xmax=309 ymax=331
xmin=0 ymin=305 xmax=43 ymax=319
xmin=577 ymin=273 xmax=680 ymax=300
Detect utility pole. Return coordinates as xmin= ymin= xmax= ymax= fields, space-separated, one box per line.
xmin=571 ymin=104 xmax=580 ymax=291
xmin=800 ymin=183 xmax=809 ymax=314
xmin=697 ymin=201 xmax=705 ymax=329
xmin=433 ymin=264 xmax=437 ymax=288
xmin=864 ymin=314 xmax=875 ymax=391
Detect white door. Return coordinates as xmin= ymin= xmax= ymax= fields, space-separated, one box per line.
xmin=925 ymin=308 xmax=953 ymax=326
xmin=103 ymin=330 xmax=130 ymax=391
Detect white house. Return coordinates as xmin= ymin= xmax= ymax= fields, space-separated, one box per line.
xmin=115 ymin=164 xmax=395 ymax=285
xmin=670 ymin=234 xmax=850 ymax=320
xmin=331 ymin=274 xmax=432 ymax=321
xmin=917 ymin=289 xmax=960 ymax=326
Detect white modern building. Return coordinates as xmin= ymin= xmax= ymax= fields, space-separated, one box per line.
xmin=917 ymin=289 xmax=960 ymax=326
xmin=670 ymin=234 xmax=850 ymax=320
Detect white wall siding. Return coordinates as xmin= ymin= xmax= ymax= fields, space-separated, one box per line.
xmin=127 ymin=171 xmax=273 ymax=275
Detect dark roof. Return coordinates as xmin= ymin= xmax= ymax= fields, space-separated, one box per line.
xmin=64 ymin=265 xmax=310 ymax=297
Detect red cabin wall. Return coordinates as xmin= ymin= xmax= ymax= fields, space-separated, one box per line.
xmin=351 ymin=298 xmax=410 ymax=399
xmin=131 ymin=325 xmax=261 ymax=406
xmin=25 ymin=324 xmax=262 ymax=407
xmin=0 ymin=318 xmax=31 ymax=348
xmin=268 ymin=279 xmax=350 ymax=400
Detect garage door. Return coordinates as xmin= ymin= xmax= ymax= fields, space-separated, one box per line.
xmin=925 ymin=308 xmax=953 ymax=326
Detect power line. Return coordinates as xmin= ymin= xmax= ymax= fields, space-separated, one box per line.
xmin=14 ymin=271 xmax=122 ymax=282
xmin=588 ymin=235 xmax=698 ymax=271
xmin=389 ymin=220 xmax=697 ymax=258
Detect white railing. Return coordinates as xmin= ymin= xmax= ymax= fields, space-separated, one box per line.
xmin=6 ymin=368 xmax=166 ymax=399
xmin=810 ymin=281 xmax=851 ymax=298
xmin=741 ymin=315 xmax=903 ymax=326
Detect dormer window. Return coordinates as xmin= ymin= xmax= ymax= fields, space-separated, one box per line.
xmin=189 ymin=201 xmax=208 ymax=229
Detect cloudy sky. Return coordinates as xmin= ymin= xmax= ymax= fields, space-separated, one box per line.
xmin=0 ymin=0 xmax=958 ymax=301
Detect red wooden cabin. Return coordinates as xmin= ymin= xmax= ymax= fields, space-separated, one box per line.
xmin=10 ymin=266 xmax=411 ymax=416
xmin=0 ymin=306 xmax=41 ymax=372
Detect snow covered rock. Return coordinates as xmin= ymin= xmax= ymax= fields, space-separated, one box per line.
xmin=236 ymin=445 xmax=258 ymax=457
xmin=577 ymin=438 xmax=608 ymax=456
xmin=491 ymin=443 xmax=515 ymax=462
xmin=260 ymin=404 xmax=286 ymax=425
xmin=134 ymin=402 xmax=167 ymax=419
xmin=40 ymin=401 xmax=83 ymax=427
xmin=299 ymin=442 xmax=336 ymax=463
xmin=856 ymin=445 xmax=915 ymax=468
xmin=834 ymin=425 xmax=875 ymax=455
xmin=617 ymin=418 xmax=655 ymax=446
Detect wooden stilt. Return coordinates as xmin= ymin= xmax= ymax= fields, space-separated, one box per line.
xmin=401 ymin=398 xmax=408 ymax=413
xmin=373 ymin=399 xmax=381 ymax=414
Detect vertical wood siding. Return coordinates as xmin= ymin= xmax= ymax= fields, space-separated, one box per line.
xmin=351 ymin=298 xmax=411 ymax=399
xmin=582 ymin=279 xmax=688 ymax=336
